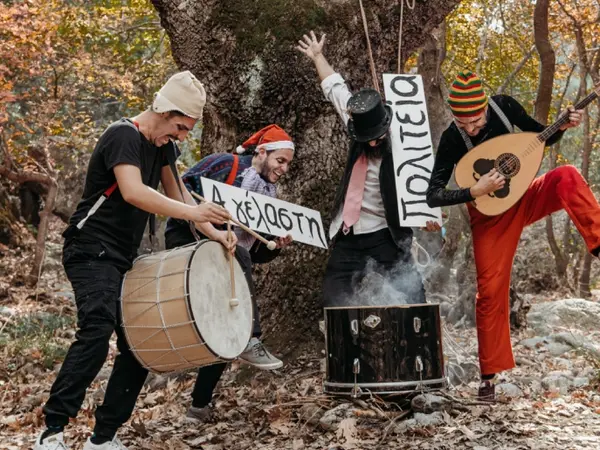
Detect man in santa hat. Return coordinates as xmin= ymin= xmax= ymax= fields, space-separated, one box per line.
xmin=164 ymin=124 xmax=294 ymax=422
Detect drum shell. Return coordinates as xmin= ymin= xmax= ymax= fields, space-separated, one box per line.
xmin=120 ymin=241 xmax=253 ymax=373
xmin=324 ymin=304 xmax=446 ymax=395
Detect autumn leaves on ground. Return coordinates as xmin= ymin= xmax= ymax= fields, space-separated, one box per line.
xmin=1 ymin=218 xmax=600 ymax=450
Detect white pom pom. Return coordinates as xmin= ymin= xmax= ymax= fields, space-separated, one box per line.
xmin=236 ymin=145 xmax=246 ymax=154
xmin=267 ymin=241 xmax=277 ymax=251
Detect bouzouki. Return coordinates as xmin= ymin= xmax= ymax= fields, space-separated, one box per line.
xmin=455 ymin=85 xmax=600 ymax=216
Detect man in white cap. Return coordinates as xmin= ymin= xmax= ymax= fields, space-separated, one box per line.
xmin=34 ymin=71 xmax=233 ymax=450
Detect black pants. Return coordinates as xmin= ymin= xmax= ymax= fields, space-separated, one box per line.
xmin=322 ymin=228 xmax=426 ymax=307
xmin=43 ymin=239 xmax=147 ymax=440
xmin=165 ymin=231 xmax=260 ymax=409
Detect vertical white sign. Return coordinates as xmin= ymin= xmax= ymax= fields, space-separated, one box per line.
xmin=383 ymin=74 xmax=442 ymax=227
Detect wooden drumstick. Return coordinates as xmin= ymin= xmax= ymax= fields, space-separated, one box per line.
xmin=189 ymin=191 xmax=277 ymax=250
xmin=227 ymin=222 xmax=239 ymax=308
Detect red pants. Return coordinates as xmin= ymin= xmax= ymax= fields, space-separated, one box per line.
xmin=469 ymin=165 xmax=600 ymax=375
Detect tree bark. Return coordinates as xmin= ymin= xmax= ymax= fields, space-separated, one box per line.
xmin=533 ymin=0 xmax=555 ymax=123
xmin=0 ymin=137 xmax=58 ymax=285
xmin=416 ymin=22 xmax=467 ymax=293
xmin=151 ymin=0 xmax=462 ymax=345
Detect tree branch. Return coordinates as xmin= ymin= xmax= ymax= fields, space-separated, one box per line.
xmin=497 ymin=45 xmax=536 ymax=95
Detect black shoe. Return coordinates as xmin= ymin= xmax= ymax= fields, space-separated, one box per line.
xmin=478 ymin=379 xmax=496 ymax=402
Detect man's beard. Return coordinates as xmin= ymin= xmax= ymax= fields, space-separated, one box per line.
xmin=359 ymin=135 xmax=392 ymax=160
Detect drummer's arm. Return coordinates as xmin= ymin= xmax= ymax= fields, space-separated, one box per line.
xmin=115 ymin=164 xmax=202 ymax=221
xmin=160 ymin=166 xmax=226 ymax=240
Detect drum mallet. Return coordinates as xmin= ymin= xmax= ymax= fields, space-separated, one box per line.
xmin=189 ymin=191 xmax=277 ymax=250
xmin=227 ymin=221 xmax=240 ymax=308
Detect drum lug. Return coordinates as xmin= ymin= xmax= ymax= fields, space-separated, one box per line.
xmin=350 ymin=319 xmax=359 ymax=336
xmin=364 ymin=315 xmax=381 ymax=329
xmin=353 ymin=358 xmax=360 ymax=374
xmin=351 ymin=358 xmax=362 ymax=398
xmin=415 ymin=355 xmax=424 ymax=373
xmin=413 ymin=317 xmax=422 ymax=333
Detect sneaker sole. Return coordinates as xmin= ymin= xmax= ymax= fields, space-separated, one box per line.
xmin=239 ymin=359 xmax=283 ymax=371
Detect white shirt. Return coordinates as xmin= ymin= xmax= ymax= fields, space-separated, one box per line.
xmin=321 ymin=73 xmax=388 ymax=240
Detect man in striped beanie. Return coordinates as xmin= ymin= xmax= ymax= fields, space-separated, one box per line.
xmin=426 ymin=70 xmax=597 ymax=402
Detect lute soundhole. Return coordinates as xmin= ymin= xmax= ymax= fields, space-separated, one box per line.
xmin=494 ymin=153 xmax=520 ymax=178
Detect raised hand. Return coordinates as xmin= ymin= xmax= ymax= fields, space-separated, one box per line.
xmin=296 ymin=31 xmax=326 ymax=60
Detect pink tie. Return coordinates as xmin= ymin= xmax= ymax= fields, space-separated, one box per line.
xmin=342 ymin=154 xmax=368 ymax=234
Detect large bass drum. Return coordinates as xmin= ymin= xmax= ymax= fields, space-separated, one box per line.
xmin=324 ymin=304 xmax=447 ymax=397
xmin=120 ymin=241 xmax=253 ymax=373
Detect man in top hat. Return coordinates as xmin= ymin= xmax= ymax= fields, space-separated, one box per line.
xmin=34 ymin=71 xmax=232 ymax=450
xmin=297 ymin=32 xmax=440 ymax=308
xmin=164 ymin=124 xmax=294 ymax=422
xmin=426 ymin=70 xmax=599 ymax=401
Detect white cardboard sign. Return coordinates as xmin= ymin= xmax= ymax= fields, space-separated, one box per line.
xmin=383 ymin=74 xmax=442 ymax=227
xmin=200 ymin=178 xmax=328 ymax=249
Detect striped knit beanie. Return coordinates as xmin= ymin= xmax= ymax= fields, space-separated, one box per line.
xmin=448 ymin=71 xmax=488 ymax=118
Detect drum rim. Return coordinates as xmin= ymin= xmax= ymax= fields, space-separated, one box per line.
xmin=324 ymin=303 xmax=440 ymax=310
xmin=185 ymin=240 xmax=234 ymax=361
xmin=323 ymin=377 xmax=448 ymax=390
xmin=187 ymin=240 xmax=254 ymax=361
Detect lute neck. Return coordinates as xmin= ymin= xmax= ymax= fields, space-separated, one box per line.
xmin=538 ymin=88 xmax=599 ymax=142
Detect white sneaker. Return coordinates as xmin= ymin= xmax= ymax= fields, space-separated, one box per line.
xmin=34 ymin=431 xmax=69 ymax=450
xmin=238 ymin=337 xmax=283 ymax=370
xmin=82 ymin=436 xmax=127 ymax=450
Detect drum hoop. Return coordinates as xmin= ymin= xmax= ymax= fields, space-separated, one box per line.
xmin=323 ymin=303 xmax=440 ymax=310
xmin=184 ymin=241 xmax=226 ymax=361
xmin=323 ymin=377 xmax=448 ymax=390
xmin=185 ymin=240 xmax=253 ymax=362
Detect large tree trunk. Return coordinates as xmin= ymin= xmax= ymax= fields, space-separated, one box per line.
xmin=534 ymin=0 xmax=571 ymax=282
xmin=151 ymin=0 xmax=462 ymax=346
xmin=533 ymin=0 xmax=555 ymax=123
xmin=416 ymin=22 xmax=466 ymax=293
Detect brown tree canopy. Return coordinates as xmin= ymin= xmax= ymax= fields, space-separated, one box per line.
xmin=151 ymin=0 xmax=462 ymax=347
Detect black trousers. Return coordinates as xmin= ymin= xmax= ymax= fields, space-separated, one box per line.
xmin=322 ymin=228 xmax=426 ymax=307
xmin=164 ymin=231 xmax=260 ymax=409
xmin=43 ymin=239 xmax=147 ymax=440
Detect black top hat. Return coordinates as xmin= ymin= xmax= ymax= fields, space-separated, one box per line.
xmin=346 ymin=88 xmax=393 ymax=143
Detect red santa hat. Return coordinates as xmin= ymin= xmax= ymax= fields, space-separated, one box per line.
xmin=236 ymin=124 xmax=295 ymax=154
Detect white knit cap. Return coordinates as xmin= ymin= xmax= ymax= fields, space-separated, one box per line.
xmin=152 ymin=71 xmax=207 ymax=120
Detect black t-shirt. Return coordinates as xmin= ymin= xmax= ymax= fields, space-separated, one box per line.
xmin=67 ymin=118 xmax=174 ymax=260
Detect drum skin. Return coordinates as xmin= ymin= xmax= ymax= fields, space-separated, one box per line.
xmin=120 ymin=241 xmax=253 ymax=373
xmin=324 ymin=304 xmax=446 ymax=396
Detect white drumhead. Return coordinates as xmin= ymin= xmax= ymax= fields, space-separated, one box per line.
xmin=188 ymin=241 xmax=253 ymax=359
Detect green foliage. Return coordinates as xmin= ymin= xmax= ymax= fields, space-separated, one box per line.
xmin=0 ymin=0 xmax=182 ymax=169
xmin=0 ymin=313 xmax=75 ymax=369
